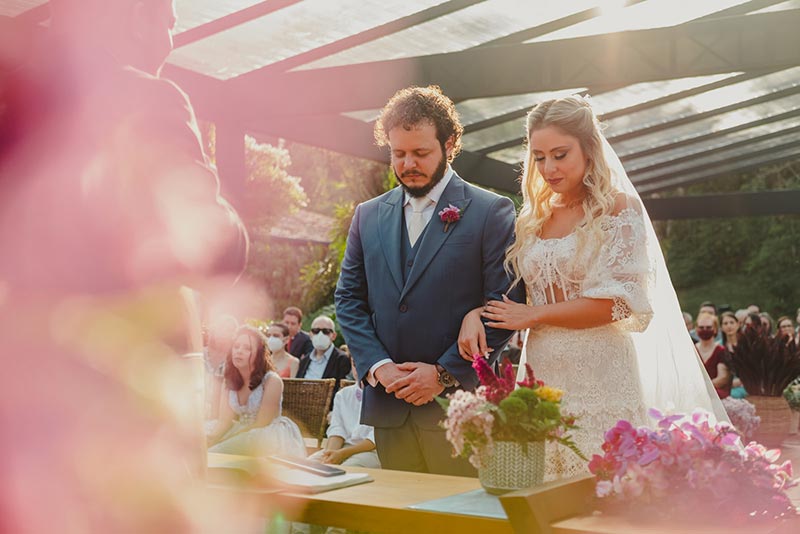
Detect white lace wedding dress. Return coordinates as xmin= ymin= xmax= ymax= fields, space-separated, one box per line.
xmin=517 ymin=208 xmax=652 ymax=480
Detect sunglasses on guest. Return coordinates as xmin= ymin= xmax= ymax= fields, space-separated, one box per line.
xmin=311 ymin=328 xmax=334 ymax=335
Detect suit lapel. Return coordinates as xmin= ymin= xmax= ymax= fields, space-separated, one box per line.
xmin=321 ymin=348 xmax=339 ymax=378
xmin=378 ymin=187 xmax=405 ymax=293
xmin=298 ymin=355 xmax=310 ymax=377
xmin=400 ymin=175 xmax=472 ymax=301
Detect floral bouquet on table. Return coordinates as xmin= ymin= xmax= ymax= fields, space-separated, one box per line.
xmin=437 ymin=357 xmax=585 ymax=469
xmin=784 ymin=378 xmax=800 ymax=412
xmin=721 ymin=396 xmax=761 ymax=440
xmin=589 ymin=409 xmax=798 ymax=524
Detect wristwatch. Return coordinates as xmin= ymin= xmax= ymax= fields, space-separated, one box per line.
xmin=435 ymin=364 xmax=458 ymax=388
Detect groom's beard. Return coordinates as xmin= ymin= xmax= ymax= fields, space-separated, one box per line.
xmin=396 ymin=150 xmax=447 ymax=199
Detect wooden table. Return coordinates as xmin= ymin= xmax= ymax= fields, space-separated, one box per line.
xmin=279 ymin=466 xmax=512 ymax=534
xmin=207 ymin=454 xmax=513 ymax=534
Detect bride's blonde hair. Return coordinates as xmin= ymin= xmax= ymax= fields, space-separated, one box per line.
xmin=505 ymin=95 xmax=618 ymax=290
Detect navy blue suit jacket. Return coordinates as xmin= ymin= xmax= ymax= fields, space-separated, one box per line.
xmin=335 ymin=174 xmax=523 ymax=428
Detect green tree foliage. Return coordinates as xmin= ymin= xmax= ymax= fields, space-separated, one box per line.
xmin=300 ymin=169 xmax=396 ymax=316
xmin=660 ymin=161 xmax=800 ymax=317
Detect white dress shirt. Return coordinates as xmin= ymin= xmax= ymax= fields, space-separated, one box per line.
xmin=326 ymin=385 xmax=375 ymax=445
xmin=305 ymin=344 xmax=333 ymax=379
xmin=367 ymin=167 xmax=454 ymax=385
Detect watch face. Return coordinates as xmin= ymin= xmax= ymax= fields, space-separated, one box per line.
xmin=439 ymin=371 xmax=456 ymax=388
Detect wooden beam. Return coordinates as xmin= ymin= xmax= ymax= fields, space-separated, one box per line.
xmin=643 ymin=190 xmax=800 ymax=220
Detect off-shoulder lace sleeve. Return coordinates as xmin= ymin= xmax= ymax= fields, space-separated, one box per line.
xmin=582 ymin=207 xmax=653 ymax=331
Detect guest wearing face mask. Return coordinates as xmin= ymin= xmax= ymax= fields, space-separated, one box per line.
xmin=267 ymin=323 xmax=300 ymax=378
xmin=296 ymin=315 xmax=351 ymax=406
xmin=695 ymin=312 xmax=732 ymax=399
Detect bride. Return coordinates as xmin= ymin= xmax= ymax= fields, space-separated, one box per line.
xmin=459 ymin=95 xmax=727 ymax=479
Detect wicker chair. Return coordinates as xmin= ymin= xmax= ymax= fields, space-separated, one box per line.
xmin=282 ymin=378 xmax=336 ymax=448
xmin=339 ymin=379 xmax=356 ymax=390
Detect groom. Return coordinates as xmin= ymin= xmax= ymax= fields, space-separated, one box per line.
xmin=335 ymin=86 xmax=522 ymax=475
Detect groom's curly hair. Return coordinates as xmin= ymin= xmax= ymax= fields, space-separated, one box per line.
xmin=374 ymin=85 xmax=463 ymax=162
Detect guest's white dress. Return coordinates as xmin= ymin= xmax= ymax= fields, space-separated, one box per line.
xmin=517 ymin=209 xmax=651 ymax=480
xmin=208 ymin=371 xmax=306 ymax=458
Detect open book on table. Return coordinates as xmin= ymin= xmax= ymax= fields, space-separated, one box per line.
xmin=207 ymin=453 xmax=373 ymax=494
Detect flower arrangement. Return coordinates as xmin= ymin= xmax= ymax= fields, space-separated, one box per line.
xmin=589 ymin=409 xmax=798 ymax=523
xmin=437 ymin=357 xmax=584 ymax=468
xmin=438 ymin=204 xmax=462 ymax=232
xmin=727 ymin=326 xmax=800 ymax=396
xmin=721 ymin=396 xmax=761 ymax=440
xmin=784 ymin=378 xmax=800 ymax=411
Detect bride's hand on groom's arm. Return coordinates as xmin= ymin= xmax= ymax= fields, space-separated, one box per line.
xmin=482 ymin=294 xmax=536 ymax=331
xmin=385 ymin=362 xmax=444 ymax=406
xmin=458 ymin=307 xmax=491 ymax=361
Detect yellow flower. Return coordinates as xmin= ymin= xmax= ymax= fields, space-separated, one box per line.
xmin=535 ymin=386 xmax=563 ymax=403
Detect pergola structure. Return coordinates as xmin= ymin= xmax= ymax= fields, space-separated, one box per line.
xmin=8 ymin=0 xmax=800 ymax=219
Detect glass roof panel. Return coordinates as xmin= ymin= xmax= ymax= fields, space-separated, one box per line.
xmin=342 ymin=110 xmax=381 ymax=123
xmin=462 ymin=120 xmax=525 ymax=152
xmin=167 ymin=0 xmax=447 ymax=80
xmin=457 ymin=89 xmax=584 ymax=127
xmin=529 ymin=0 xmax=750 ymax=42
xmin=174 ymin=1 xmax=266 ymax=33
xmin=625 ymin=115 xmax=800 ymax=171
xmin=295 ymin=0 xmax=599 ymax=70
xmin=589 ymin=74 xmax=741 ymax=116
xmin=613 ymin=93 xmax=800 ymax=158
xmin=605 ymin=67 xmax=800 ymax=138
xmin=631 ymin=130 xmax=800 ymax=182
xmin=2 ymin=0 xmax=46 ymax=17
xmin=342 ymin=89 xmax=585 ymax=127
xmin=749 ymin=0 xmax=800 ymax=14
xmin=487 ymin=146 xmax=526 ymax=165
xmin=638 ymin=145 xmax=800 ymax=192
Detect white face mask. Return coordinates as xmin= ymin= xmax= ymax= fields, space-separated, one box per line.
xmin=312 ymin=332 xmax=332 ymax=351
xmin=267 ymin=336 xmax=284 ymax=353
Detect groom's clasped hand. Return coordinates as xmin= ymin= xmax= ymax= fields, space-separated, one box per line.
xmin=377 ymin=361 xmax=444 ymax=406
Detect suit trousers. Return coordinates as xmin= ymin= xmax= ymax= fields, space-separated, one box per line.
xmin=374 ymin=402 xmax=476 ymax=477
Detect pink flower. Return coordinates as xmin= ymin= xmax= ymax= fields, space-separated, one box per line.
xmin=438 ymin=204 xmax=462 ymax=232
xmin=592 ymin=410 xmax=800 ymax=521
xmin=472 ymin=356 xmax=515 ymax=404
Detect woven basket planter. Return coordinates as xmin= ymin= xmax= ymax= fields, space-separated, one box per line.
xmin=479 ymin=440 xmax=545 ymax=495
xmin=749 ymin=395 xmax=793 ymax=446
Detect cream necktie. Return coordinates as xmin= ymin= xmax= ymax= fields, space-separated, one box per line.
xmin=408 ymin=197 xmax=431 ymax=247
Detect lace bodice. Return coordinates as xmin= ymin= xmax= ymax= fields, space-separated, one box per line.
xmin=519 ymin=208 xmax=653 ymax=331
xmin=228 ymin=371 xmax=280 ymax=426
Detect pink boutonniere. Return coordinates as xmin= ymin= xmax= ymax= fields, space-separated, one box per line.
xmin=438 ymin=204 xmax=462 ymax=232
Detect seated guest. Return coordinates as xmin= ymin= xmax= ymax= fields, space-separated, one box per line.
xmin=744 ymin=312 xmax=763 ymax=332
xmin=339 ymin=344 xmax=355 ymax=380
xmin=283 ymin=306 xmax=313 ymax=358
xmin=760 ymin=312 xmax=775 ymax=337
xmin=720 ymin=311 xmax=740 ymax=353
xmin=777 ymin=316 xmax=797 ymax=345
xmin=734 ymin=308 xmax=749 ymax=327
xmin=267 ymin=322 xmax=300 ymax=378
xmin=297 ymin=316 xmax=350 ymax=382
xmin=796 ymin=308 xmax=800 ymax=336
xmin=695 ymin=312 xmax=732 ymax=399
xmin=204 ymin=315 xmax=238 ymax=424
xmin=720 ymin=311 xmax=747 ymax=398
xmin=207 ymin=326 xmax=305 ymax=458
xmin=310 ymin=356 xmax=380 ymax=468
